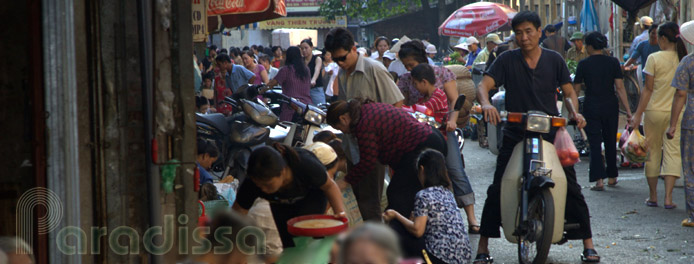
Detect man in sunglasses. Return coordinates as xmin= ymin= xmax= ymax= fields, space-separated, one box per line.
xmin=324 ymin=28 xmax=404 ymax=222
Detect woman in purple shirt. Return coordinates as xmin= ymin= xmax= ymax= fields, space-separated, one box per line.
xmin=266 ymin=47 xmax=312 ymax=121
xmin=242 ymin=50 xmax=268 ymax=85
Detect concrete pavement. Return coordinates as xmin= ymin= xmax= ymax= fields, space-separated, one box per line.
xmin=462 ymin=140 xmax=694 ymax=264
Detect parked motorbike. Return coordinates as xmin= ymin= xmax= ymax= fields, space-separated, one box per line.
xmin=262 ymin=89 xmax=334 ymax=146
xmin=498 ymin=110 xmax=575 ymax=264
xmin=196 ymin=84 xmax=279 ymax=181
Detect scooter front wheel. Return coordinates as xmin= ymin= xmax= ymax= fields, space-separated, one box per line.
xmin=518 ymin=189 xmax=555 ymax=264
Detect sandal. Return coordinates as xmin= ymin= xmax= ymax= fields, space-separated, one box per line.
xmin=581 ymin=248 xmax=601 ymax=263
xmin=590 ymin=185 xmax=604 ymax=191
xmin=473 ymin=253 xmax=494 ymax=264
xmin=468 ymin=225 xmax=480 ymax=235
xmin=664 ymin=204 xmax=677 ymax=209
xmin=644 ymin=199 xmax=658 ymax=207
xmin=682 ymin=219 xmax=694 ymax=227
xmin=607 ymin=178 xmax=618 ymax=187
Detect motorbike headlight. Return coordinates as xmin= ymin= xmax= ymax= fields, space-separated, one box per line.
xmin=304 ymin=108 xmax=325 ymax=126
xmin=526 ymin=114 xmax=551 ymax=133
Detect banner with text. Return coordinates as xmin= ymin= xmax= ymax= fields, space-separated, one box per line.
xmin=286 ymin=0 xmax=322 ymax=12
xmin=259 ymin=16 xmax=347 ymax=30
xmin=192 ymin=0 xmax=207 ymax=42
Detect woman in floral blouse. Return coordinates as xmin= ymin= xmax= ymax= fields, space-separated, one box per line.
xmin=666 ymin=20 xmax=694 ymax=227
xmin=383 ymin=149 xmax=472 ymax=263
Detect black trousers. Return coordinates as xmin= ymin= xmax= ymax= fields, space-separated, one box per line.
xmin=350 ymin=164 xmax=386 ymax=221
xmin=269 ymin=189 xmax=327 ymax=248
xmin=584 ymin=109 xmax=619 ymax=182
xmin=479 ymin=128 xmax=593 ymax=240
xmin=388 ymin=127 xmax=447 ymax=257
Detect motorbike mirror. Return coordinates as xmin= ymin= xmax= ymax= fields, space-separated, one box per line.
xmin=453 ymin=94 xmax=467 ymax=111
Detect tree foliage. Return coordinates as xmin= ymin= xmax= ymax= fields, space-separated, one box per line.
xmin=319 ymin=0 xmax=424 ymax=21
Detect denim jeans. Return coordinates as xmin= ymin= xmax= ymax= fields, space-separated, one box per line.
xmin=309 ymin=86 xmax=326 ymax=105
xmin=446 ymin=130 xmax=475 ymax=206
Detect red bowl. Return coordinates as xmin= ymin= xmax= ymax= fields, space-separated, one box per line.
xmin=287 ymin=214 xmax=348 ymax=237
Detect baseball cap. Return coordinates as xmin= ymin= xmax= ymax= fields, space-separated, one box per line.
xmin=356 ymin=47 xmax=367 ymax=55
xmin=680 ymin=20 xmax=694 ymax=45
xmin=640 ymin=16 xmax=653 ymax=29
xmin=544 ymin=25 xmax=556 ymax=33
xmin=485 ymin=34 xmax=502 ymax=45
xmin=389 ymin=36 xmax=411 ymax=53
xmin=383 ymin=51 xmax=396 ymax=60
xmin=425 ymin=44 xmax=437 ymax=54
xmin=457 ymin=37 xmax=467 ymax=45
xmin=304 ymin=142 xmax=338 ymax=166
xmin=504 ymin=34 xmax=515 ymax=43
xmin=570 ymin=32 xmax=584 ymax=41
xmin=465 ymin=37 xmax=479 ymax=45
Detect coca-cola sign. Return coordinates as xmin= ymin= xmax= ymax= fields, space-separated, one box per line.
xmin=207 ymin=0 xmax=271 ymax=15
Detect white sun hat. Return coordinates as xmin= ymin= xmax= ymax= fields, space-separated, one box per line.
xmin=680 ymin=20 xmax=694 ymax=45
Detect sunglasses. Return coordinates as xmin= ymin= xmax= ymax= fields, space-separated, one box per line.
xmin=332 ymin=50 xmax=351 ymax=62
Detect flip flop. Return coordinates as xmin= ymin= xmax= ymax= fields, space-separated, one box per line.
xmin=581 ymin=248 xmax=601 ymax=263
xmin=607 ymin=178 xmax=618 ymax=187
xmin=664 ymin=204 xmax=677 ymax=209
xmin=590 ymin=185 xmax=604 ymax=191
xmin=645 ymin=199 xmax=658 ymax=207
xmin=473 ymin=253 xmax=494 ymax=264
xmin=682 ymin=219 xmax=694 ymax=227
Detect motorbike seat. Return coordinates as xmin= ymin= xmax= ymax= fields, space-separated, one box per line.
xmin=241 ymin=99 xmax=278 ymax=126
xmin=196 ymin=113 xmax=231 ymax=135
xmin=230 ymin=122 xmax=269 ymax=146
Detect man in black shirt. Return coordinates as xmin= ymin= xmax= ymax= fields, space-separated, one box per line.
xmin=473 ymin=11 xmax=600 ymax=263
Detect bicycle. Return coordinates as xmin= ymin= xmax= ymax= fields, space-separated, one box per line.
xmin=620 ymin=66 xmax=641 ymax=115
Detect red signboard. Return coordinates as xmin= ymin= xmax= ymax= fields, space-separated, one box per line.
xmin=207 ymin=0 xmax=272 ymax=15
xmin=286 ymin=0 xmax=322 ymax=8
xmin=208 ymin=0 xmax=287 ymax=30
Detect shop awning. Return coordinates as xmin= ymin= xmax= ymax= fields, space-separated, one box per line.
xmin=207 ymin=0 xmax=287 ymax=31
xmin=258 ymin=16 xmax=347 ymax=30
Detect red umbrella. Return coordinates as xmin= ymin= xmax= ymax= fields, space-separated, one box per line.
xmin=207 ymin=0 xmax=287 ymax=30
xmin=439 ymin=2 xmax=517 ymax=38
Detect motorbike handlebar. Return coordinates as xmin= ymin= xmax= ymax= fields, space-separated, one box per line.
xmin=262 ymin=90 xmax=307 ymax=114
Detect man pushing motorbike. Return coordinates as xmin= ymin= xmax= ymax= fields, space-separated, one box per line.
xmin=473 ymin=11 xmax=600 ymax=263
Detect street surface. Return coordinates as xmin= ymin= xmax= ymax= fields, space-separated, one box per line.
xmin=463 ymin=139 xmax=694 ymax=264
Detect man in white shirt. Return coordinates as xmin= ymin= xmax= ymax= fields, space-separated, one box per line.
xmin=628 ymin=16 xmax=653 ymax=55
xmin=258 ymin=55 xmax=279 ymax=81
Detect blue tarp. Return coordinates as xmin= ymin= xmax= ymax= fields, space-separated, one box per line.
xmin=581 ymin=0 xmax=601 ymax=32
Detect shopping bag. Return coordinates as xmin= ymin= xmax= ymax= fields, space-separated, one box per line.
xmin=621 ymin=128 xmax=648 ymax=163
xmin=554 ymin=127 xmax=580 ymax=167
xmin=618 ymin=125 xmax=630 ymax=149
xmin=328 ymin=172 xmax=363 ymax=227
